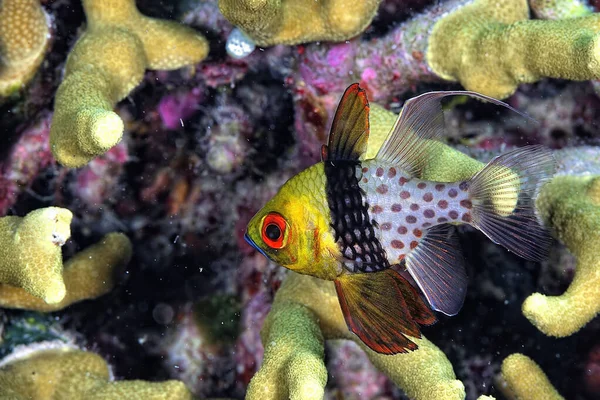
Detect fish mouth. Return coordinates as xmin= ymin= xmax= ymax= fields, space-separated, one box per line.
xmin=244 ymin=232 xmax=272 ymax=261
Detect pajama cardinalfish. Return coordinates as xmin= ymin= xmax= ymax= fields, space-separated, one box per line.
xmin=245 ymin=84 xmax=556 ymax=354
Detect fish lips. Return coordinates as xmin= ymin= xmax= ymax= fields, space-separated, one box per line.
xmin=244 ymin=232 xmax=273 ymax=261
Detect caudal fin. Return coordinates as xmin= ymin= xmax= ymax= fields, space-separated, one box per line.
xmin=468 ymin=145 xmax=556 ymax=261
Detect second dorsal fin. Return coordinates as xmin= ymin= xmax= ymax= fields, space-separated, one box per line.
xmin=375 ymin=91 xmax=533 ymax=178
xmin=322 ymin=83 xmax=370 ymax=162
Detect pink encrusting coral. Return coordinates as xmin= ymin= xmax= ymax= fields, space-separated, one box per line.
xmin=158 ymin=87 xmax=204 ymax=130
xmin=0 ymin=115 xmax=55 ymax=216
xmin=326 ymin=340 xmax=393 ymax=399
xmin=73 ymin=142 xmax=129 ymax=209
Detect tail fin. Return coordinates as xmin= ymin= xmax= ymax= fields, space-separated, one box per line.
xmin=468 ymin=145 xmax=556 ymax=261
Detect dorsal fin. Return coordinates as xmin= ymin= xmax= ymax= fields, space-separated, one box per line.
xmin=375 ymin=91 xmax=533 ymax=178
xmin=322 ymin=83 xmax=370 ymax=162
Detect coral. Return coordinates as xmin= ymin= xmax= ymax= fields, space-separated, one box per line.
xmin=247 ymin=274 xmax=465 ymax=400
xmin=73 ymin=143 xmax=129 ymax=209
xmin=0 ymin=344 xmax=192 ymax=399
xmin=524 ymin=173 xmax=600 ymax=337
xmin=498 ymin=353 xmax=564 ymax=400
xmin=49 ymin=0 xmax=209 ymax=167
xmin=291 ymin=0 xmax=600 ymax=150
xmin=218 ymin=0 xmax=381 ymax=47
xmin=427 ymin=0 xmax=600 ymax=98
xmin=0 ymin=232 xmax=132 ymax=312
xmin=529 ymin=0 xmax=592 ymax=19
xmin=0 ymin=0 xmax=51 ymax=97
xmin=0 ymin=207 xmax=132 ymax=310
xmin=0 ymin=114 xmax=55 ymax=216
xmin=160 ymin=297 xmax=240 ymax=397
xmin=0 ymin=207 xmax=73 ymax=304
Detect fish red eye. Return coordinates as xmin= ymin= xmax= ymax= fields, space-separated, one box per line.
xmin=262 ymin=213 xmax=287 ymax=249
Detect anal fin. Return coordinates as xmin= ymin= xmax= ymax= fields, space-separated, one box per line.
xmin=334 ymin=269 xmax=436 ymax=355
xmin=405 ymin=225 xmax=468 ymax=316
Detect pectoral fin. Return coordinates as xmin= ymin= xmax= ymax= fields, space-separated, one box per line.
xmin=334 ymin=269 xmax=436 ymax=355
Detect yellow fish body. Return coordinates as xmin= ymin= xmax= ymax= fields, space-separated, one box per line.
xmin=245 ymin=84 xmax=556 ymax=354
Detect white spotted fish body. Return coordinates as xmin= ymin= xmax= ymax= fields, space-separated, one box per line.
xmin=358 ymin=162 xmax=473 ymax=264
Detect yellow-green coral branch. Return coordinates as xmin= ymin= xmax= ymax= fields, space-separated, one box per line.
xmin=0 ymin=346 xmax=192 ymax=399
xmin=50 ymin=0 xmax=208 ymax=167
xmin=0 ymin=207 xmax=72 ymax=304
xmin=0 ymin=232 xmax=132 ymax=312
xmin=219 ymin=0 xmax=381 ymax=46
xmin=0 ymin=0 xmax=51 ymax=97
xmin=247 ymin=299 xmax=327 ymax=399
xmin=249 ymin=273 xmax=466 ymax=400
xmin=525 ymin=175 xmax=600 ymax=336
xmin=498 ymin=353 xmax=564 ymax=400
xmin=427 ymin=0 xmax=600 ymax=98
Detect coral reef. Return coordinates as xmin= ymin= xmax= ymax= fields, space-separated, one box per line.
xmin=1 ymin=0 xmax=599 ymax=399
xmin=0 ymin=343 xmax=192 ymax=399
xmin=0 ymin=0 xmax=51 ymax=98
xmin=499 ymin=353 xmax=564 ymax=399
xmin=218 ymin=0 xmax=381 ymax=46
xmin=49 ymin=0 xmax=209 ymax=167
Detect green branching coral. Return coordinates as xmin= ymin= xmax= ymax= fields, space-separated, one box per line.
xmin=427 ymin=0 xmax=600 ymax=98
xmin=0 ymin=0 xmax=51 ymax=97
xmin=0 ymin=232 xmax=132 ymax=312
xmin=247 ymin=274 xmax=466 ymax=400
xmin=219 ymin=0 xmax=381 ymax=46
xmin=50 ymin=0 xmax=209 ymax=167
xmin=0 ymin=207 xmax=132 ymax=311
xmin=0 ymin=207 xmax=73 ymax=304
xmin=0 ymin=345 xmax=192 ymax=399
xmin=525 ymin=173 xmax=600 ymax=337
xmin=498 ymin=353 xmax=564 ymax=400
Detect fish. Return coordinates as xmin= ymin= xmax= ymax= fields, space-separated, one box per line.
xmin=244 ymin=83 xmax=556 ymax=355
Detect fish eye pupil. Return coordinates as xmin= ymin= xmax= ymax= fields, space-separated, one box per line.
xmin=265 ymin=224 xmax=281 ymax=240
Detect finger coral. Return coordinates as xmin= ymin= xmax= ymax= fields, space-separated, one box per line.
xmin=50 ymin=0 xmax=209 ymax=167
xmin=499 ymin=353 xmax=564 ymax=400
xmin=428 ymin=0 xmax=600 ymax=99
xmin=0 ymin=207 xmax=73 ymax=304
xmin=218 ymin=0 xmax=381 ymax=46
xmin=0 ymin=207 xmax=132 ymax=311
xmin=0 ymin=232 xmax=132 ymax=312
xmin=247 ymin=274 xmax=466 ymax=400
xmin=0 ymin=345 xmax=192 ymax=399
xmin=524 ymin=172 xmax=600 ymax=337
xmin=0 ymin=0 xmax=51 ymax=97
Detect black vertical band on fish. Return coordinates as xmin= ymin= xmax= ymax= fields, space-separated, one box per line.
xmin=324 ymin=160 xmax=389 ymax=273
